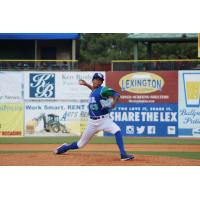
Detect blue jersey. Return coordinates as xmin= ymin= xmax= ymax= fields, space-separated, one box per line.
xmin=88 ymin=86 xmax=120 ymax=117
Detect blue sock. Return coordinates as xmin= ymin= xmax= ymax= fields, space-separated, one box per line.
xmin=114 ymin=131 xmax=126 ymax=156
xmin=57 ymin=142 xmax=79 ymax=154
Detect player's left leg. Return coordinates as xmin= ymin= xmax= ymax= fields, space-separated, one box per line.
xmin=54 ymin=119 xmax=97 ymax=154
xmin=114 ymin=130 xmax=134 ymax=161
xmin=99 ymin=117 xmax=134 ymax=161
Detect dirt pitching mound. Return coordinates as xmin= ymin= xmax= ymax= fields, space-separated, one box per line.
xmin=0 ymin=152 xmax=200 ymax=166
xmin=0 ymin=144 xmax=200 ymax=166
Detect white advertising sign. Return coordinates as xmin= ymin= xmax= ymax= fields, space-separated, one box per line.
xmin=24 ymin=71 xmax=105 ymax=100
xmin=0 ymin=72 xmax=23 ymax=103
xmin=179 ymin=71 xmax=200 ymax=137
xmin=24 ymin=101 xmax=88 ymax=136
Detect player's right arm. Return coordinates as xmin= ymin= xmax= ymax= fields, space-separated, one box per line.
xmin=111 ymin=95 xmax=120 ymax=108
xmin=79 ymin=79 xmax=93 ymax=90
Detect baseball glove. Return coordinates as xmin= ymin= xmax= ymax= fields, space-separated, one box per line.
xmin=100 ymin=98 xmax=113 ymax=108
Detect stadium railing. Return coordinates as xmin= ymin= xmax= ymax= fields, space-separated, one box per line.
xmin=0 ymin=60 xmax=79 ymax=71
xmin=111 ymin=59 xmax=200 ymax=71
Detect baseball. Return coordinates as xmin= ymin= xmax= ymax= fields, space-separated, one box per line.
xmin=79 ymin=80 xmax=84 ymax=85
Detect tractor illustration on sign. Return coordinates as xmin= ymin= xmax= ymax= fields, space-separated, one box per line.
xmin=26 ymin=113 xmax=69 ymax=134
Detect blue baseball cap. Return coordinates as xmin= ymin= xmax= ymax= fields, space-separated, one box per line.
xmin=92 ymin=73 xmax=104 ymax=81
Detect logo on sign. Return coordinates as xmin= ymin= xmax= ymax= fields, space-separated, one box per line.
xmin=147 ymin=126 xmax=156 ymax=134
xmin=136 ymin=126 xmax=145 ymax=134
xmin=167 ymin=126 xmax=176 ymax=135
xmin=126 ymin=126 xmax=134 ymax=134
xmin=183 ymin=73 xmax=200 ymax=107
xmin=30 ymin=73 xmax=55 ymax=98
xmin=119 ymin=72 xmax=164 ymax=94
xmin=192 ymin=128 xmax=200 ymax=135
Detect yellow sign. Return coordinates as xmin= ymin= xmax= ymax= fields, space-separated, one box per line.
xmin=0 ymin=103 xmax=24 ymax=136
xmin=119 ymin=72 xmax=164 ymax=94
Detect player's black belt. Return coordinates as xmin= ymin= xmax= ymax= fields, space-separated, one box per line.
xmin=90 ymin=115 xmax=105 ymax=120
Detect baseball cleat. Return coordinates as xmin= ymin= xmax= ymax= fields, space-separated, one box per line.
xmin=120 ymin=154 xmax=134 ymax=161
xmin=54 ymin=143 xmax=69 ymax=154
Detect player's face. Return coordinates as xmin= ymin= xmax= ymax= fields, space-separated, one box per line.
xmin=92 ymin=78 xmax=103 ymax=88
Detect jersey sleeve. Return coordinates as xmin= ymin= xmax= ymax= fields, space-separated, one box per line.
xmin=100 ymin=86 xmax=120 ymax=97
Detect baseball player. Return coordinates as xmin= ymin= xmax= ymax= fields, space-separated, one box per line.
xmin=54 ymin=73 xmax=134 ymax=161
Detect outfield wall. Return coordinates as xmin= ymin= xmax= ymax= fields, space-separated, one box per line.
xmin=0 ymin=71 xmax=199 ymax=137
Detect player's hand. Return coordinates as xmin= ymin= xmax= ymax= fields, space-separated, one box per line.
xmin=79 ymin=79 xmax=87 ymax=86
xmin=79 ymin=79 xmax=93 ymax=90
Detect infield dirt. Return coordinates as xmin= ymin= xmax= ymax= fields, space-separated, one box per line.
xmin=0 ymin=144 xmax=200 ymax=166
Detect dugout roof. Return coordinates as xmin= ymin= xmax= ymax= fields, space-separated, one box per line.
xmin=0 ymin=33 xmax=80 ymax=40
xmin=128 ymin=33 xmax=198 ymax=60
xmin=128 ymin=33 xmax=198 ymax=42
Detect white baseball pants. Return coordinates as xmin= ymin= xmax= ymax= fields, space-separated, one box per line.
xmin=77 ymin=114 xmax=120 ymax=148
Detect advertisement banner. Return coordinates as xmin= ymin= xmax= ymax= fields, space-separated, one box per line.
xmin=0 ymin=72 xmax=23 ymax=103
xmin=106 ymin=71 xmax=178 ymax=103
xmin=198 ymin=33 xmax=200 ymax=58
xmin=24 ymin=71 xmax=105 ymax=100
xmin=179 ymin=71 xmax=200 ymax=137
xmin=0 ymin=103 xmax=24 ymax=137
xmin=24 ymin=101 xmax=88 ymax=136
xmin=104 ymin=103 xmax=178 ymax=137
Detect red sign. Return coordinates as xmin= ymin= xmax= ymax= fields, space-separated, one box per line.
xmin=106 ymin=71 xmax=178 ymax=103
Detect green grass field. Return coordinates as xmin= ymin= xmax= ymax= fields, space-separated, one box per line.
xmin=132 ymin=151 xmax=200 ymax=160
xmin=0 ymin=137 xmax=200 ymax=160
xmin=0 ymin=150 xmax=199 ymax=160
xmin=0 ymin=136 xmax=200 ymax=144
